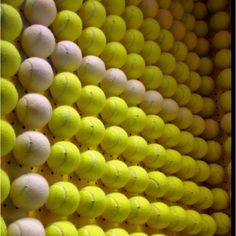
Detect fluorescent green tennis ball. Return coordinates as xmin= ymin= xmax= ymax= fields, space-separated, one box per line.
xmin=145 ymin=171 xmax=169 ymax=198
xmin=0 ymin=78 xmax=18 ymax=115
xmin=183 ymin=210 xmax=202 ymax=235
xmin=101 ymin=0 xmax=125 ymax=15
xmin=121 ymin=107 xmax=146 ymax=134
xmin=47 ymin=141 xmax=80 ymax=174
xmin=141 ymin=114 xmax=165 ymax=140
xmin=48 ymin=105 xmax=80 ymax=138
xmin=0 ymin=169 xmax=10 ymax=203
xmin=78 ymin=27 xmax=106 ymax=56
xmin=217 ymin=68 xmax=231 ymax=90
xmin=103 ymin=192 xmax=130 ymax=222
xmin=122 ymin=5 xmax=143 ymax=29
xmin=189 ymin=137 xmax=208 ymax=159
xmin=157 ymin=29 xmax=174 ymax=52
xmin=206 ymin=163 xmax=225 ymax=186
xmin=0 ymin=120 xmax=16 ymax=157
xmin=173 ymin=107 xmax=193 ymax=130
xmin=46 ymin=181 xmax=80 ymax=215
xmin=76 ymin=85 xmax=106 ymax=115
xmin=105 ymin=228 xmax=129 ymax=236
xmin=78 ymin=225 xmax=105 ymax=236
xmin=157 ymin=52 xmax=176 ymax=75
xmin=52 ymin=10 xmax=82 ymax=41
xmin=175 ymin=131 xmax=195 ymax=154
xmin=212 ymin=212 xmax=231 ymax=235
xmin=177 ymin=155 xmax=197 ymax=180
xmin=168 ymin=206 xmax=187 ymax=232
xmin=75 ymin=150 xmax=105 ymax=181
xmin=211 ymin=188 xmax=229 ymax=211
xmin=121 ymin=53 xmax=145 ymax=79
xmin=101 ymin=160 xmax=130 ymax=189
xmin=180 ymin=181 xmax=200 ymax=205
xmin=140 ymin=18 xmax=160 ymax=40
xmin=170 ymin=41 xmax=188 ymax=61
xmin=0 ymin=3 xmax=22 ymax=41
xmin=10 ymin=173 xmax=49 ymax=210
xmin=158 ymin=75 xmax=178 ymax=98
xmin=143 ymin=143 xmax=167 ymax=169
xmin=2 ymin=0 xmax=24 ymax=8
xmin=0 ymin=40 xmax=21 ymax=78
xmin=75 ymin=116 xmax=105 ymax=147
xmin=46 ymin=221 xmax=78 ymax=236
xmin=140 ymin=41 xmax=161 ymax=65
xmin=194 ymin=186 xmax=213 ymax=210
xmin=0 ymin=216 xmax=7 ymax=236
xmin=127 ymin=196 xmax=151 ymax=224
xmin=77 ymin=186 xmax=106 ymax=218
xmin=54 ymin=0 xmax=83 ymax=11
xmin=78 ymin=0 xmax=105 ymax=27
xmin=186 ymin=93 xmax=204 ymax=114
xmin=101 ymin=126 xmax=128 ymax=155
xmin=124 ymin=166 xmax=149 ymax=193
xmin=185 ymin=71 xmax=201 ymax=92
xmin=101 ymin=15 xmax=126 ymax=42
xmin=122 ymin=136 xmax=148 ymax=163
xmin=148 ymin=202 xmax=170 ymax=229
xmin=50 ymin=72 xmax=81 ymax=105
xmin=191 ymin=159 xmax=210 ymax=183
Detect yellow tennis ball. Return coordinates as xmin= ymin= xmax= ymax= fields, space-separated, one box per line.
xmin=204 ymin=140 xmax=222 ymax=162
xmin=168 ymin=206 xmax=187 ymax=232
xmin=54 ymin=0 xmax=83 ymax=12
xmin=184 ymin=52 xmax=200 ymax=71
xmin=175 ymin=131 xmax=195 ymax=154
xmin=158 ymin=75 xmax=178 ymax=98
xmin=212 ymin=30 xmax=231 ymax=49
xmin=200 ymin=97 xmax=216 ymax=117
xmin=211 ymin=212 xmax=231 ymax=235
xmin=186 ymin=114 xmax=205 ymax=136
xmin=195 ymin=37 xmax=210 ymax=56
xmin=105 ymin=228 xmax=129 ymax=236
xmin=140 ymin=41 xmax=161 ymax=65
xmin=184 ymin=71 xmax=201 ymax=93
xmin=0 ymin=216 xmax=7 ymax=236
xmin=198 ymin=57 xmax=213 ymax=76
xmin=140 ymin=18 xmax=160 ymax=40
xmin=190 ymin=137 xmax=208 ymax=159
xmin=158 ymin=0 xmax=171 ymax=9
xmin=206 ymin=163 xmax=225 ymax=186
xmin=78 ymin=225 xmax=105 ymax=236
xmin=100 ymin=42 xmax=127 ymax=68
xmin=201 ymin=118 xmax=220 ymax=140
xmin=180 ymin=181 xmax=200 ymax=205
xmin=170 ymin=20 xmax=186 ymax=41
xmin=217 ymin=68 xmax=231 ymax=90
xmin=0 ymin=40 xmax=21 ymax=78
xmin=101 ymin=0 xmax=125 ymax=15
xmin=76 ymin=85 xmax=106 ymax=115
xmin=193 ymin=1 xmax=207 ymax=19
xmin=215 ymin=49 xmax=231 ymax=69
xmin=0 ymin=120 xmax=16 ymax=157
xmin=156 ymin=52 xmax=176 ymax=75
xmin=169 ymin=0 xmax=184 ymax=20
xmin=172 ymin=62 xmax=190 ymax=83
xmin=78 ymin=27 xmax=106 ymax=56
xmin=76 ymin=150 xmax=105 ymax=181
xmin=157 ymin=29 xmax=175 ymax=52
xmin=221 ymin=112 xmax=231 ymax=134
xmin=46 ymin=221 xmax=78 ymax=236
xmin=186 ymin=93 xmax=204 ymax=114
xmin=155 ymin=9 xmax=173 ymax=29
xmin=158 ymin=98 xmax=179 ymax=122
xmin=173 ymin=107 xmax=193 ymax=129
xmin=52 ymin=10 xmax=82 ymax=41
xmin=183 ymin=210 xmax=202 ymax=235
xmin=183 ymin=31 xmax=198 ymax=51
xmin=0 ymin=169 xmax=10 ymax=203
xmin=210 ymin=11 xmax=230 ymax=30
xmin=182 ymin=13 xmax=196 ymax=31
xmin=219 ymin=90 xmax=231 ymax=112
xmin=170 ymin=41 xmax=188 ymax=61
xmin=211 ymin=188 xmax=229 ymax=211
xmin=2 ymin=0 xmax=24 ymax=8
xmin=126 ymin=0 xmax=141 ymax=6
xmin=122 ymin=5 xmax=143 ymax=29
xmin=139 ymin=0 xmax=159 ymax=18
xmin=198 ymin=215 xmax=218 ymax=236
xmin=194 ymin=186 xmax=213 ymax=209
xmin=194 ymin=20 xmax=208 ymax=37
xmin=207 ymin=0 xmax=227 ymax=12
xmin=1 ymin=3 xmax=23 ymax=41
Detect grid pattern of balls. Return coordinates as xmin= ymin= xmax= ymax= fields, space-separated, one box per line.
xmin=0 ymin=0 xmax=231 ymax=236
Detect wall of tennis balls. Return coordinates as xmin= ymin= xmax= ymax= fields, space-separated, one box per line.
xmin=0 ymin=0 xmax=231 ymax=235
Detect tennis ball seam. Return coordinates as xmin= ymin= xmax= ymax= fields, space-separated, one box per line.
xmin=51 ymin=223 xmax=64 ymax=235
xmin=81 ymin=190 xmax=95 ymax=210
xmin=55 ymin=12 xmax=71 ymax=36
xmin=79 ymin=152 xmax=97 ymax=174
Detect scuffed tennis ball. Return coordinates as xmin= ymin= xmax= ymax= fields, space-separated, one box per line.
xmin=46 ymin=221 xmax=78 ymax=236
xmin=0 ymin=169 xmax=10 ymax=203
xmin=47 ymin=141 xmax=80 ymax=174
xmin=78 ymin=225 xmax=105 ymax=236
xmin=46 ymin=181 xmax=80 ymax=216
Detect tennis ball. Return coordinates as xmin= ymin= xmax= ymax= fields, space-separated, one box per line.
xmin=50 ymin=72 xmax=81 ymax=105
xmin=101 ymin=126 xmax=128 ymax=155
xmin=175 ymin=131 xmax=195 ymax=154
xmin=21 ymin=24 xmax=55 ymax=58
xmin=52 ymin=10 xmax=82 ymax=41
xmin=193 ymin=1 xmax=207 ymax=19
xmin=212 ymin=212 xmax=231 ymax=235
xmin=103 ymin=192 xmax=130 ymax=222
xmin=50 ymin=41 xmax=82 ymax=72
xmin=78 ymin=225 xmax=105 ymax=236
xmin=200 ymin=97 xmax=216 ymax=117
xmin=185 ymin=71 xmax=201 ymax=93
xmin=145 ymin=171 xmax=169 ymax=198
xmin=101 ymin=0 xmax=125 ymax=15
xmin=210 ymin=11 xmax=230 ymax=30
xmin=130 ymin=233 xmax=147 ymax=236
xmin=121 ymin=29 xmax=145 ymax=53
xmin=76 ymin=150 xmax=105 ymax=180
xmin=182 ymin=13 xmax=196 ymax=31
xmin=10 ymin=173 xmax=49 ymax=210
xmin=227 ymin=162 xmax=231 ymax=178
xmin=190 ymin=137 xmax=208 ymax=159
xmin=194 ymin=20 xmax=209 ymax=37
xmin=186 ymin=93 xmax=204 ymax=114
xmin=185 ymin=53 xmax=200 ymax=72
xmin=168 ymin=206 xmax=187 ymax=232
xmin=48 ymin=105 xmax=80 ymax=138
xmin=7 ymin=218 xmax=45 ymax=236
xmin=219 ymin=90 xmax=231 ymax=112
xmin=100 ymin=68 xmax=127 ymax=96
xmin=121 ymin=107 xmax=146 ymax=134
xmin=155 ymin=9 xmax=173 ymax=29
xmin=215 ymin=49 xmax=231 ymax=69
xmin=140 ymin=41 xmax=161 ymax=65
xmin=46 ymin=221 xmax=78 ymax=236
xmin=143 ymin=143 xmax=166 ymax=169
xmin=204 ymin=140 xmax=222 ymax=162
xmin=183 ymin=210 xmax=202 ymax=235
xmin=173 ymin=107 xmax=193 ymax=129
xmin=180 ymin=181 xmax=200 ymax=205
xmin=172 ymin=62 xmax=190 ymax=83
xmin=170 ymin=20 xmax=186 ymax=41
xmin=75 ymin=116 xmax=105 ymax=147
xmin=100 ymin=42 xmax=127 ymax=68
xmin=101 ymin=15 xmax=126 ymax=42
xmin=211 ymin=188 xmax=229 ymax=210
xmin=186 ymin=115 xmax=205 ymax=136
xmin=170 ymin=41 xmax=188 ymax=61
xmin=140 ymin=18 xmax=160 ymax=40
xmin=147 ymin=202 xmax=170 ymax=229
xmin=217 ymin=68 xmax=231 ymax=90
xmin=207 ymin=0 xmax=227 ymax=11
xmin=158 ymin=123 xmax=181 ymax=148
xmin=77 ymin=186 xmax=106 ymax=218
xmin=101 ymin=159 xmax=130 ymax=189
xmin=140 ymin=91 xmax=163 ymax=115
xmin=76 ymin=85 xmax=106 ymax=115
xmin=127 ymin=196 xmax=151 ymax=224
xmin=201 ymin=119 xmax=220 ymax=140
xmin=54 ymin=0 xmax=83 ymax=11
xmin=164 ymin=176 xmax=184 ymax=202
xmin=0 ymin=120 xmax=16 ymax=157
xmin=122 ymin=5 xmax=143 ymax=29
xmin=158 ymin=0 xmax=171 ymax=9
xmin=16 ymin=93 xmax=52 ymax=129
xmin=13 ymin=131 xmax=50 ymax=167
xmin=0 ymin=78 xmax=18 ymax=115
xmin=183 ymin=31 xmax=198 ymax=51
xmin=158 ymin=98 xmax=179 ymax=122
xmin=0 ymin=169 xmax=10 ymax=203
xmin=0 ymin=3 xmax=23 ymax=41
xmin=0 ymin=216 xmax=7 ymax=236
xmin=138 ymin=65 xmax=163 ymax=90
xmin=2 ymin=0 xmax=24 ymax=8
xmin=23 ymin=0 xmax=57 ymax=26
xmin=46 ymin=181 xmax=80 ymax=215
xmin=212 ymin=30 xmax=231 ymax=49
xmin=157 ymin=29 xmax=174 ymax=52
xmin=126 ymin=0 xmax=141 ymax=5
xmin=0 ymin=40 xmax=21 ymax=78
xmin=78 ymin=27 xmax=106 ymax=56
xmin=221 ymin=112 xmax=231 ymax=134
xmin=206 ymin=164 xmax=225 ymax=186
xmin=18 ymin=57 xmax=54 ymax=92
xmin=47 ymin=141 xmax=80 ymax=174
xmin=177 ymin=155 xmax=197 ymax=180
xmin=198 ymin=214 xmax=217 ymax=236
xmin=121 ymin=53 xmax=145 ymax=79
xmin=105 ymin=228 xmax=129 ymax=236
xmin=124 ymin=166 xmax=149 ymax=193
xmin=139 ymin=0 xmax=159 ymax=18
xmin=77 ymin=56 xmax=106 ymax=85
xmin=156 ymin=52 xmax=176 ymax=75
xmin=194 ymin=37 xmax=210 ymax=56
xmin=169 ymin=1 xmax=184 ymax=20
xmin=198 ymin=57 xmax=213 ymax=76
xmin=158 ymin=75 xmax=178 ymax=98
xmin=192 ymin=160 xmax=210 ymax=183
xmin=194 ymin=186 xmax=213 ymax=209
